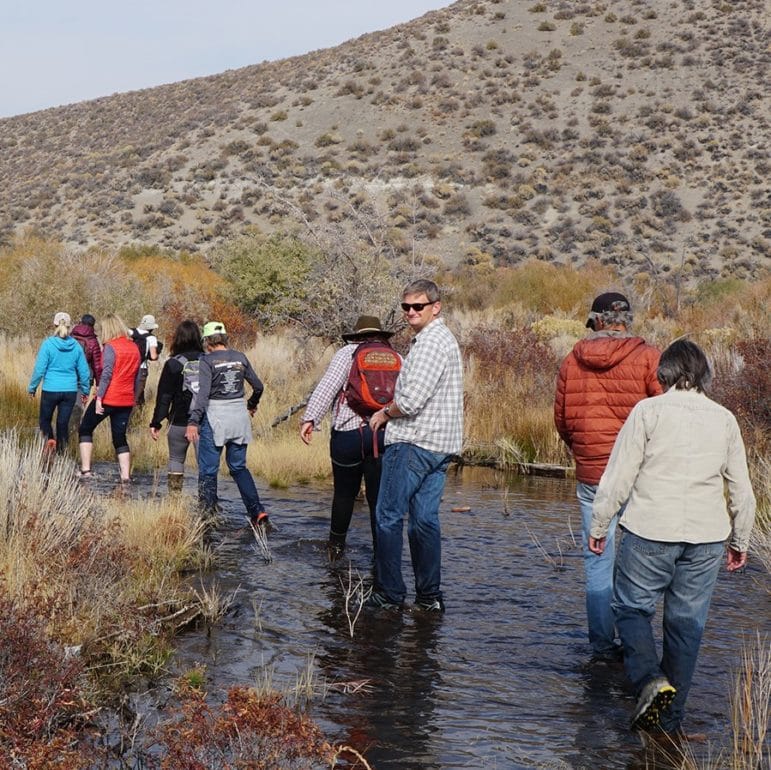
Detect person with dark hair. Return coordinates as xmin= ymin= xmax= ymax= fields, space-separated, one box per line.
xmin=28 ymin=311 xmax=91 ymax=454
xmin=590 ymin=339 xmax=756 ymax=737
xmin=366 ymin=279 xmax=464 ymax=612
xmin=69 ymin=313 xmax=104 ymax=435
xmin=300 ymin=315 xmax=398 ymax=560
xmin=78 ymin=314 xmax=141 ymax=482
xmin=185 ymin=322 xmax=270 ymax=529
xmin=149 ymin=320 xmax=204 ymax=493
xmin=554 ymin=291 xmax=662 ymax=656
xmin=71 ymin=313 xmax=103 ymax=387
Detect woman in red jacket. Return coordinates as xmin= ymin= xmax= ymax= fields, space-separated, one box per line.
xmin=77 ymin=314 xmax=141 ymax=482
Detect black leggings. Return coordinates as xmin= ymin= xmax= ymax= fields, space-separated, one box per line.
xmin=329 ymin=426 xmax=385 ymax=549
xmin=78 ymin=401 xmax=133 ymax=454
xmin=39 ymin=390 xmax=77 ymax=453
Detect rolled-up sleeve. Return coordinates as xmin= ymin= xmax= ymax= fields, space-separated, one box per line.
xmin=302 ymin=346 xmax=353 ymax=427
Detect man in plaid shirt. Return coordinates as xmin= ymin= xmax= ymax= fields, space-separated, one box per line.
xmin=367 ymin=279 xmax=463 ymax=612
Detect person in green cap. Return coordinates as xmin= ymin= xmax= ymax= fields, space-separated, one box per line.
xmin=184 ymin=321 xmax=270 ymax=529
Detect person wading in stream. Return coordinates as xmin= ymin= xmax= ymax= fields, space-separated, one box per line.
xmin=78 ymin=314 xmax=141 ymax=482
xmin=149 ymin=319 xmax=204 ymax=495
xmin=590 ymin=339 xmax=755 ymax=738
xmin=367 ymin=279 xmax=463 ymax=613
xmin=554 ymin=292 xmax=661 ymax=657
xmin=300 ymin=315 xmax=399 ymax=561
xmin=185 ymin=321 xmax=270 ymax=529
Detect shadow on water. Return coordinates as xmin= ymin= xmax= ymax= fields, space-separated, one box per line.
xmin=132 ymin=464 xmax=769 ymax=769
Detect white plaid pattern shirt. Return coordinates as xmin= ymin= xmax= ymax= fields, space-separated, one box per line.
xmin=386 ymin=318 xmax=464 ymax=455
xmin=301 ymin=344 xmax=365 ymax=432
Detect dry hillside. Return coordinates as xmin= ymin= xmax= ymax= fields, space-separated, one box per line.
xmin=0 ymin=0 xmax=768 ymax=281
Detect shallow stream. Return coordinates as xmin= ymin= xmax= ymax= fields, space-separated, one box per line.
xmin=127 ymin=466 xmax=769 ymax=769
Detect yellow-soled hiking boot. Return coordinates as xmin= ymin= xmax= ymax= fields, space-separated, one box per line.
xmin=632 ymin=677 xmax=677 ymax=731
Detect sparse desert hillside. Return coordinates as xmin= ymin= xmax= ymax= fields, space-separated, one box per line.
xmin=0 ymin=0 xmax=768 ymax=281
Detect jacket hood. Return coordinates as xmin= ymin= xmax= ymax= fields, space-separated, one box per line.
xmin=572 ymin=334 xmax=647 ymax=371
xmin=71 ymin=323 xmax=97 ymax=339
xmin=49 ymin=335 xmax=79 ymax=352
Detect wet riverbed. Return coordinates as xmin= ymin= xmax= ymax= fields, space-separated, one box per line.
xmin=157 ymin=466 xmax=768 ymax=769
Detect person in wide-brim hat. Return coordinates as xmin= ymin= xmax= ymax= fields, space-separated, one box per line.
xmin=301 ymin=312 xmax=398 ymax=561
xmin=341 ymin=315 xmax=394 ymax=342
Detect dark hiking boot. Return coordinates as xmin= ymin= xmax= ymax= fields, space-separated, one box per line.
xmin=327 ymin=540 xmax=345 ymax=562
xmin=365 ymin=591 xmax=402 ymax=611
xmin=167 ymin=472 xmax=184 ymax=494
xmin=632 ymin=677 xmax=677 ymax=731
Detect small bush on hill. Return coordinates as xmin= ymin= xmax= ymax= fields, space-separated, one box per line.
xmin=212 ymin=230 xmax=315 ymax=322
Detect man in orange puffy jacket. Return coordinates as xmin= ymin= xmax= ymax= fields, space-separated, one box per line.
xmin=554 ymin=292 xmax=662 ymax=656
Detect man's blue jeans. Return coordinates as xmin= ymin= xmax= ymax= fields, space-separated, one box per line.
xmin=197 ymin=417 xmax=263 ymax=518
xmin=613 ymin=530 xmax=724 ymax=732
xmin=577 ymin=482 xmax=620 ymax=654
xmin=374 ymin=442 xmax=452 ymax=604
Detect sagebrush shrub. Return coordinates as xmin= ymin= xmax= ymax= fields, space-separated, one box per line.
xmin=711 ymin=337 xmax=771 ymax=439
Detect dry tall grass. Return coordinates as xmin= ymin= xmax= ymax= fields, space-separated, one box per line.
xmin=0 ymin=430 xmax=207 ymax=679
xmin=651 ymin=634 xmax=771 ymax=770
xmin=1 ymin=262 xmax=767 ymax=502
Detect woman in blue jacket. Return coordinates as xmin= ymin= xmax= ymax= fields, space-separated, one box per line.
xmin=28 ymin=312 xmax=91 ymax=454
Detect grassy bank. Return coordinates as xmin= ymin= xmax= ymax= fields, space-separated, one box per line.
xmin=0 ymin=430 xmax=206 ymax=764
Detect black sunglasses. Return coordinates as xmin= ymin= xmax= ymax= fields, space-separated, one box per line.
xmin=401 ymin=301 xmax=435 ymax=312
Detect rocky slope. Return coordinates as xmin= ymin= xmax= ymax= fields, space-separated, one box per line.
xmin=0 ymin=0 xmax=768 ymax=281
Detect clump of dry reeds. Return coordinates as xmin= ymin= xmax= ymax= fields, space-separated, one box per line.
xmin=460 ymin=325 xmax=570 ymax=467
xmin=729 ymin=632 xmax=771 ymax=768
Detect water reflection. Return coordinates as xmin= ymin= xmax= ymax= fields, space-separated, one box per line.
xmin=164 ymin=466 xmax=770 ymax=769
xmin=318 ymin=578 xmax=445 ymax=769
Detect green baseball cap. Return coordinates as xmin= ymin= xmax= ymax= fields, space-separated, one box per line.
xmin=202 ymin=321 xmax=226 ymax=337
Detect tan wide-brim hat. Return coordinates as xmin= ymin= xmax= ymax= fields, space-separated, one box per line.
xmin=342 ymin=315 xmax=394 ymax=342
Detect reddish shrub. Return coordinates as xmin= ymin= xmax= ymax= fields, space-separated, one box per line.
xmin=0 ymin=596 xmax=102 ymax=768
xmin=151 ymin=684 xmax=334 ymax=769
xmin=463 ymin=326 xmax=559 ymax=390
xmin=711 ymin=337 xmax=771 ymax=441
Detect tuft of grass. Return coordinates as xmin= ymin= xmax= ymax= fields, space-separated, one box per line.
xmin=249 ymin=427 xmax=330 ymax=488
xmin=729 ymin=633 xmax=771 ymax=767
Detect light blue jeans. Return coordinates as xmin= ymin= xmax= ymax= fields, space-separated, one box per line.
xmin=577 ymin=482 xmax=620 ymax=654
xmin=374 ymin=442 xmax=452 ymax=605
xmin=613 ymin=531 xmax=724 ymax=732
xmin=197 ymin=416 xmax=263 ymax=518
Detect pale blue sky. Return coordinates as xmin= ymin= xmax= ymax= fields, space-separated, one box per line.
xmin=1 ymin=0 xmax=449 ymax=119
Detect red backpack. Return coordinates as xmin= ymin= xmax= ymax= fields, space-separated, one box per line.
xmin=344 ymin=340 xmax=401 ymax=417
